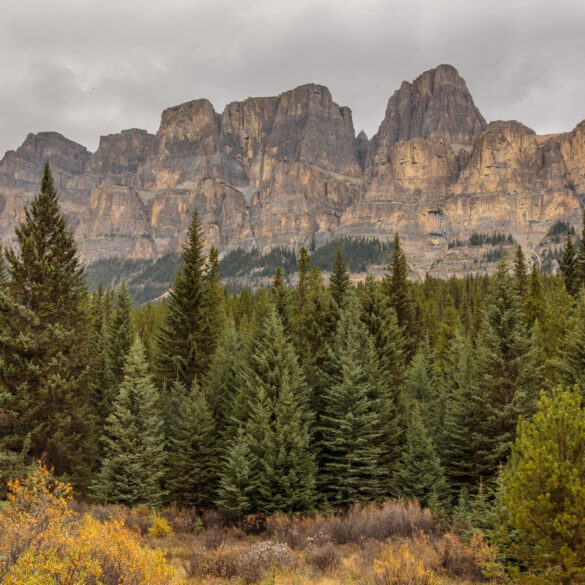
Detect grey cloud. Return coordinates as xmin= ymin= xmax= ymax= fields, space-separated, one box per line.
xmin=1 ymin=0 xmax=584 ymax=155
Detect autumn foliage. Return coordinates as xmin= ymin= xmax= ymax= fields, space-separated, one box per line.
xmin=0 ymin=463 xmax=181 ymax=585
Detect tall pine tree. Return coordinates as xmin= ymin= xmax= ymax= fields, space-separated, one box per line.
xmin=560 ymin=229 xmax=579 ymax=297
xmin=329 ymin=241 xmax=351 ymax=308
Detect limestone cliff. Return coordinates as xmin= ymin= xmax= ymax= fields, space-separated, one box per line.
xmin=0 ymin=65 xmax=583 ymax=278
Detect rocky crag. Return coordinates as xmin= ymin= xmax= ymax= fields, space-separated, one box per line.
xmin=1 ymin=64 xmax=584 ymax=278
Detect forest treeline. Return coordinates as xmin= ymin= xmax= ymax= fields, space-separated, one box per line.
xmin=2 ymin=165 xmax=585 ymax=573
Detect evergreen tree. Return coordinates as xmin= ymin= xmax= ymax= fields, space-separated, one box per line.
xmin=166 ymin=380 xmax=217 ymax=507
xmin=441 ymin=334 xmax=484 ymax=495
xmin=296 ymin=246 xmax=312 ymax=309
xmin=435 ymin=294 xmax=460 ymax=374
xmin=215 ymin=428 xmax=258 ymax=516
xmin=202 ymin=245 xmax=226 ymax=357
xmin=383 ymin=233 xmax=417 ymax=356
xmin=319 ymin=293 xmax=383 ymax=505
xmin=329 ymin=241 xmax=351 ymax=307
xmin=513 ymin=245 xmax=529 ymax=299
xmin=576 ymin=208 xmax=585 ymax=288
xmin=272 ymin=267 xmax=293 ymax=335
xmin=155 ymin=207 xmax=213 ymax=388
xmin=557 ymin=292 xmax=585 ymax=394
xmin=394 ymin=402 xmax=448 ymax=509
xmin=501 ymin=387 xmax=585 ymax=585
xmin=405 ymin=336 xmax=442 ymax=444
xmin=474 ymin=256 xmax=544 ymax=479
xmin=524 ymin=263 xmax=546 ymax=326
xmin=560 ymin=229 xmax=579 ymax=297
xmin=93 ymin=339 xmax=166 ymax=507
xmin=108 ymin=280 xmax=133 ymax=384
xmin=0 ymin=163 xmax=91 ymax=490
xmin=255 ymin=372 xmax=316 ymax=513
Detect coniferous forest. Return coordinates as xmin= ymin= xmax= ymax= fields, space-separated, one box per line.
xmin=2 ymin=164 xmax=585 ymax=584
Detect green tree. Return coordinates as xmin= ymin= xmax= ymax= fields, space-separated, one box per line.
xmin=557 ymin=292 xmax=585 ymax=394
xmin=383 ymin=233 xmax=417 ymax=356
xmin=215 ymin=427 xmax=257 ymax=516
xmin=155 ymin=208 xmax=211 ymax=388
xmin=474 ymin=256 xmax=544 ymax=479
xmin=319 ymin=294 xmax=382 ymax=505
xmin=513 ymin=245 xmax=529 ymax=299
xmin=296 ymin=246 xmax=312 ymax=310
xmin=394 ymin=402 xmax=448 ymax=509
xmin=560 ymin=229 xmax=579 ymax=297
xmin=576 ymin=209 xmax=585 ymax=288
xmin=0 ymin=163 xmax=91 ymax=491
xmin=93 ymin=339 xmax=166 ymax=507
xmin=501 ymin=387 xmax=585 ymax=585
xmin=524 ymin=263 xmax=546 ymax=326
xmin=329 ymin=241 xmax=351 ymax=307
xmin=272 ymin=266 xmax=293 ymax=335
xmin=165 ymin=380 xmax=217 ymax=507
xmin=108 ymin=280 xmax=134 ymax=384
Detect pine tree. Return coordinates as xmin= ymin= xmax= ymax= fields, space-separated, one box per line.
xmin=272 ymin=267 xmax=293 ymax=335
xmin=513 ymin=245 xmax=529 ymax=299
xmin=93 ymin=339 xmax=166 ymax=507
xmin=576 ymin=208 xmax=585 ymax=288
xmin=560 ymin=229 xmax=579 ymax=297
xmin=0 ymin=163 xmax=91 ymax=491
xmin=394 ymin=402 xmax=448 ymax=509
xmin=108 ymin=280 xmax=133 ymax=384
xmin=405 ymin=336 xmax=442 ymax=444
xmin=329 ymin=241 xmax=351 ymax=308
xmin=296 ymin=246 xmax=312 ymax=309
xmin=441 ymin=334 xmax=484 ymax=496
xmin=165 ymin=380 xmax=217 ymax=507
xmin=524 ymin=263 xmax=546 ymax=326
xmin=319 ymin=293 xmax=383 ymax=505
xmin=215 ymin=428 xmax=258 ymax=516
xmin=383 ymin=233 xmax=417 ymax=356
xmin=202 ymin=245 xmax=226 ymax=357
xmin=501 ymin=387 xmax=585 ymax=585
xmin=155 ymin=207 xmax=213 ymax=388
xmin=474 ymin=256 xmax=544 ymax=479
xmin=255 ymin=372 xmax=316 ymax=514
xmin=557 ymin=292 xmax=585 ymax=394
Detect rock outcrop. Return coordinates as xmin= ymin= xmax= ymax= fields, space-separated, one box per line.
xmin=0 ymin=65 xmax=583 ymax=277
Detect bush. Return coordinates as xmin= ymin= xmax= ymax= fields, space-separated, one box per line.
xmin=305 ymin=541 xmax=341 ymax=572
xmin=149 ymin=513 xmax=173 ymax=538
xmin=0 ymin=463 xmax=181 ymax=585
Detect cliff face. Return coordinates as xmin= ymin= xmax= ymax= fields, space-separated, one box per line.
xmin=0 ymin=65 xmax=583 ymax=277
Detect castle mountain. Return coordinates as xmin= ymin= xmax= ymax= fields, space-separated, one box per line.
xmin=1 ymin=64 xmax=584 ymax=276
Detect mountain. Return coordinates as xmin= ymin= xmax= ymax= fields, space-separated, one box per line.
xmin=1 ymin=64 xmax=583 ymax=278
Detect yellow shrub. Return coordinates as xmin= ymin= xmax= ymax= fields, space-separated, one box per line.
xmin=0 ymin=463 xmax=182 ymax=585
xmin=149 ymin=513 xmax=173 ymax=538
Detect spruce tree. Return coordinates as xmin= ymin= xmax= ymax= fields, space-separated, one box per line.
xmin=577 ymin=208 xmax=585 ymax=288
xmin=202 ymin=245 xmax=226 ymax=357
xmin=329 ymin=241 xmax=351 ymax=308
xmin=155 ymin=207 xmax=213 ymax=388
xmin=557 ymin=292 xmax=585 ymax=394
xmin=474 ymin=256 xmax=544 ymax=479
xmin=215 ymin=427 xmax=258 ymax=516
xmin=165 ymin=380 xmax=217 ymax=507
xmin=441 ymin=334 xmax=484 ymax=496
xmin=272 ymin=267 xmax=293 ymax=335
xmin=524 ymin=263 xmax=546 ymax=326
xmin=255 ymin=372 xmax=316 ymax=514
xmin=394 ymin=402 xmax=448 ymax=509
xmin=296 ymin=246 xmax=312 ymax=309
xmin=513 ymin=245 xmax=529 ymax=299
xmin=319 ymin=293 xmax=383 ymax=505
xmin=93 ymin=338 xmax=166 ymax=507
xmin=0 ymin=163 xmax=91 ymax=490
xmin=108 ymin=279 xmax=134 ymax=384
xmin=383 ymin=233 xmax=417 ymax=357
xmin=560 ymin=229 xmax=579 ymax=297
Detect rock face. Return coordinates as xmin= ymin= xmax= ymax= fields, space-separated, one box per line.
xmin=1 ymin=65 xmax=584 ymax=277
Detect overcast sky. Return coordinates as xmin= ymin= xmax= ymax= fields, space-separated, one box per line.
xmin=1 ymin=0 xmax=584 ymax=156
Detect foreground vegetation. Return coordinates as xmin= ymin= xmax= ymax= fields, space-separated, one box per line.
xmin=2 ymin=164 xmax=585 ymax=583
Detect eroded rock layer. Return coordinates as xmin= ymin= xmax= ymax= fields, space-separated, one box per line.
xmin=1 ymin=65 xmax=583 ymax=277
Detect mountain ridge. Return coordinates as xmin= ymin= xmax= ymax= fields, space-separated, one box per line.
xmin=1 ymin=64 xmax=583 ymax=278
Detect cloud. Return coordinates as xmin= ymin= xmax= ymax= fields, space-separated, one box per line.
xmin=1 ymin=0 xmax=584 ymax=155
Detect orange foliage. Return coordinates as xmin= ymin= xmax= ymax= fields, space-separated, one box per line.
xmin=0 ymin=463 xmax=181 ymax=585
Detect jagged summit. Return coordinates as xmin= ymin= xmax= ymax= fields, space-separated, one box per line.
xmin=0 ymin=66 xmax=583 ymax=278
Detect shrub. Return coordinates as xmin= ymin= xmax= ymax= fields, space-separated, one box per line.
xmin=201 ymin=526 xmax=225 ymax=549
xmin=160 ymin=504 xmax=197 ymax=534
xmin=305 ymin=541 xmax=341 ymax=572
xmin=149 ymin=513 xmax=173 ymax=538
xmin=0 ymin=463 xmax=181 ymax=585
